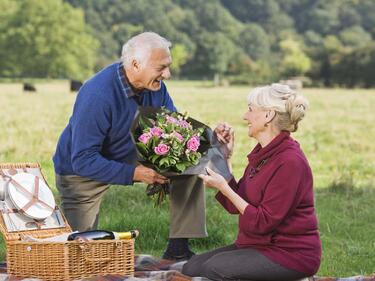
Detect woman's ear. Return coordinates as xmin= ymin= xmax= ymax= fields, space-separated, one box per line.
xmin=266 ymin=110 xmax=276 ymax=123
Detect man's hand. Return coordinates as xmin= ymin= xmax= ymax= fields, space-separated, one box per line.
xmin=133 ymin=164 xmax=168 ymax=184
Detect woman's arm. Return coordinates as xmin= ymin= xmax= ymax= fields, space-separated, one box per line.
xmin=201 ymin=168 xmax=248 ymax=214
xmin=202 ymin=158 xmax=308 ymax=235
xmin=216 ymin=181 xmax=248 ymax=214
xmin=215 ymin=177 xmax=241 ymax=214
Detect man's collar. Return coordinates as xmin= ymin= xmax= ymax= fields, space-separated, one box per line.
xmin=116 ymin=62 xmax=139 ymax=98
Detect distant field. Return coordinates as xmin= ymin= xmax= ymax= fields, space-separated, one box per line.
xmin=0 ymin=81 xmax=374 ymax=276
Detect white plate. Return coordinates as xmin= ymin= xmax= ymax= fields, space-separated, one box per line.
xmin=8 ymin=173 xmax=55 ymax=220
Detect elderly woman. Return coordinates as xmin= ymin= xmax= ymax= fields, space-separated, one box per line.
xmin=182 ymin=84 xmax=321 ymax=281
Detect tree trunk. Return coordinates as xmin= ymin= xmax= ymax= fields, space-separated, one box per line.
xmin=214 ymin=73 xmax=220 ymax=87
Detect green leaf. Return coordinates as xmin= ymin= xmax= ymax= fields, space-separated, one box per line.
xmin=192 ymin=159 xmax=199 ymax=165
xmin=159 ymin=157 xmax=171 ymax=168
xmin=150 ymin=136 xmax=159 ymax=148
xmin=150 ymin=154 xmax=160 ymax=164
xmin=139 ymin=116 xmax=154 ymax=130
xmin=176 ymin=163 xmax=186 ymax=172
xmin=136 ymin=142 xmax=149 ymax=156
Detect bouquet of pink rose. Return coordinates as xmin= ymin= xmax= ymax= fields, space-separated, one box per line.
xmin=132 ymin=107 xmax=211 ymax=205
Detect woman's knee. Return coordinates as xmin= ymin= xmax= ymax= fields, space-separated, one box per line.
xmin=201 ymin=260 xmax=234 ymax=281
xmin=203 ymin=267 xmax=229 ymax=280
xmin=182 ymin=255 xmax=204 ymax=276
xmin=181 ymin=262 xmax=194 ymax=276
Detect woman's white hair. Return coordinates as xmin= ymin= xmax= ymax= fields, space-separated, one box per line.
xmin=121 ymin=32 xmax=172 ymax=67
xmin=247 ymin=83 xmax=309 ymax=132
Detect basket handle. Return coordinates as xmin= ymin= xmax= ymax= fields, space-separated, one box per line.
xmin=79 ymin=243 xmax=120 ymax=263
xmin=84 ymin=256 xmax=111 ymax=263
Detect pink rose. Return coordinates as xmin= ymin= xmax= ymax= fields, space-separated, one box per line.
xmin=138 ymin=133 xmax=152 ymax=144
xmin=173 ymin=131 xmax=184 ymax=142
xmin=186 ymin=135 xmax=200 ymax=152
xmin=154 ymin=143 xmax=170 ymax=155
xmin=166 ymin=116 xmax=178 ymax=124
xmin=150 ymin=127 xmax=163 ymax=137
xmin=178 ymin=120 xmax=191 ymax=129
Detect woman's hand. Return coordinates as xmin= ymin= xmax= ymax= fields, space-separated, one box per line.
xmin=199 ymin=167 xmax=228 ymax=193
xmin=201 ymin=168 xmax=248 ymax=214
xmin=214 ymin=122 xmax=234 ymax=159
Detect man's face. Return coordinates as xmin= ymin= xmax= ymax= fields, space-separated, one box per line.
xmin=136 ymin=48 xmax=172 ymax=91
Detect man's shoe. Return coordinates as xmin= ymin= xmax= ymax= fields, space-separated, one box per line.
xmin=162 ymin=249 xmax=195 ymax=261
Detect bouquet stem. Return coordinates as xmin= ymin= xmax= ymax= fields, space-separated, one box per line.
xmin=146 ymin=183 xmax=170 ymax=207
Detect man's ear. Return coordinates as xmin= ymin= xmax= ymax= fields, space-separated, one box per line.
xmin=132 ymin=59 xmax=141 ymax=72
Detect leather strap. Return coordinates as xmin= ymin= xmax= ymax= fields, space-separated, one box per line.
xmin=0 ymin=208 xmax=19 ymax=213
xmin=0 ymin=170 xmax=9 ymax=180
xmin=19 ymin=176 xmax=40 ymax=213
xmin=25 ymin=220 xmax=45 ymax=229
xmin=8 ymin=169 xmax=17 ymax=176
xmin=10 ymin=176 xmax=54 ymax=212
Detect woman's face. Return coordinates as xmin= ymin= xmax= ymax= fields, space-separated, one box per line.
xmin=243 ymin=104 xmax=268 ymax=139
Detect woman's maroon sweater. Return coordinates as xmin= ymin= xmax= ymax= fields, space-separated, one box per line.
xmin=216 ymin=132 xmax=321 ymax=275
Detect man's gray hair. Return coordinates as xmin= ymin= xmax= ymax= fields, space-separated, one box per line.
xmin=121 ymin=32 xmax=172 ymax=67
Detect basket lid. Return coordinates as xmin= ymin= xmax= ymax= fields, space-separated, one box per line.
xmin=8 ymin=173 xmax=56 ymax=220
xmin=0 ymin=162 xmax=72 ymax=241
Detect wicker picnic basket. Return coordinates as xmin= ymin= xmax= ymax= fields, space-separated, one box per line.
xmin=0 ymin=162 xmax=134 ymax=281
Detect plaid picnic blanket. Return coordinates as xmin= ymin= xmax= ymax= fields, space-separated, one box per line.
xmin=0 ymin=255 xmax=374 ymax=281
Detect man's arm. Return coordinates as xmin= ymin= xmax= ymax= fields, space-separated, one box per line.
xmin=70 ymin=92 xmax=168 ymax=185
xmin=70 ymin=94 xmax=136 ymax=185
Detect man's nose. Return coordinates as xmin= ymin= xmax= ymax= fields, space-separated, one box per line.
xmin=162 ymin=67 xmax=171 ymax=79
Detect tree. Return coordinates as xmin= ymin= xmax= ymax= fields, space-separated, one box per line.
xmin=0 ymin=0 xmax=19 ymax=76
xmin=112 ymin=23 xmax=144 ymax=50
xmin=176 ymin=0 xmax=243 ymax=44
xmin=333 ymin=44 xmax=375 ymax=88
xmin=239 ymin=24 xmax=270 ymax=61
xmin=0 ymin=0 xmax=98 ymax=79
xmin=297 ymin=0 xmax=341 ymax=35
xmin=13 ymin=0 xmax=372 ymax=85
xmin=338 ymin=4 xmax=361 ymax=29
xmin=170 ymin=44 xmax=189 ymax=77
xmin=279 ymin=39 xmax=311 ymax=77
xmin=356 ymin=0 xmax=375 ymax=36
xmin=318 ymin=36 xmax=346 ymax=87
xmin=304 ymin=30 xmax=324 ymax=49
xmin=339 ymin=26 xmax=372 ymax=48
xmin=194 ymin=32 xmax=237 ymax=83
xmin=221 ymin=0 xmax=293 ymax=36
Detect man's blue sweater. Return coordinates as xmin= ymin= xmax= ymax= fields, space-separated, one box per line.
xmin=53 ymin=62 xmax=176 ymax=185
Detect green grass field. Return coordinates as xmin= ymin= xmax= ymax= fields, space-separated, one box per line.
xmin=0 ymin=81 xmax=374 ymax=276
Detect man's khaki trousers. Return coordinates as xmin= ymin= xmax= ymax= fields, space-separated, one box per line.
xmin=55 ymin=174 xmax=207 ymax=238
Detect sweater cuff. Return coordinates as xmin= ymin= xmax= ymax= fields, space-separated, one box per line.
xmin=215 ymin=191 xmax=226 ymax=204
xmin=228 ymin=176 xmax=238 ymax=190
xmin=239 ymin=203 xmax=258 ymax=233
xmin=122 ymin=163 xmax=136 ymax=185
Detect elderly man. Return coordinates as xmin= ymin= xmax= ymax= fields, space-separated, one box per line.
xmin=53 ymin=32 xmax=205 ymax=260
